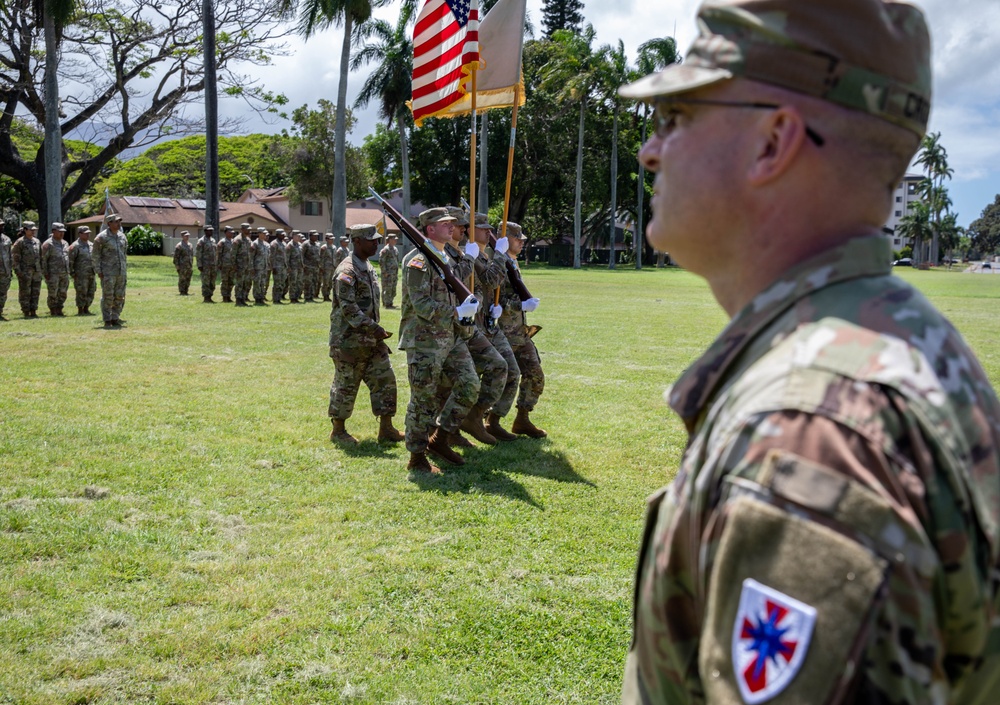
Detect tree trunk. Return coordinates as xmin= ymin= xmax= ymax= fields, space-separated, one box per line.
xmin=332 ymin=13 xmax=352 ymax=238
xmin=636 ymin=106 xmax=646 ymax=270
xmin=478 ymin=111 xmax=489 ymax=214
xmin=573 ymin=99 xmax=584 ymax=269
xmin=608 ymin=102 xmax=618 ymax=269
xmin=43 ymin=9 xmax=62 ymax=233
xmin=203 ymin=0 xmax=219 ymax=234
xmin=397 ymin=111 xmax=411 ymax=218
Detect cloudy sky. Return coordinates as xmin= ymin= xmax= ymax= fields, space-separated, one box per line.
xmin=228 ymin=0 xmax=1000 ymax=227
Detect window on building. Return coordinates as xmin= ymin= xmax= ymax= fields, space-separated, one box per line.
xmin=896 ymin=196 xmax=902 ymax=202
xmin=301 ymin=201 xmax=323 ymax=216
xmin=908 ymin=183 xmax=917 ymax=195
xmin=895 ymin=210 xmax=902 ymax=217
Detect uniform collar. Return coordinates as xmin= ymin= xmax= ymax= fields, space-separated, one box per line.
xmin=668 ymin=235 xmax=893 ymax=429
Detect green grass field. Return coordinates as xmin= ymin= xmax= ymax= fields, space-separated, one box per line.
xmin=2 ymin=260 xmax=999 ymax=704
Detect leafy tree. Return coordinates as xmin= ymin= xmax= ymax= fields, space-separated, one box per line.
xmin=896 ymin=200 xmax=932 ymax=260
xmin=408 ymin=117 xmax=472 ymax=207
xmin=541 ymin=0 xmax=584 ymax=37
xmin=361 ymin=125 xmax=402 ymax=202
xmin=0 ymin=0 xmax=291 ymax=234
xmin=125 ymin=224 xmax=164 ymax=256
xmin=967 ymin=195 xmax=1000 ymax=258
xmin=284 ymin=101 xmax=370 ymax=206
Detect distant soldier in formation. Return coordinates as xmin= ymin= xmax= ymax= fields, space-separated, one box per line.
xmin=378 ymin=233 xmax=400 ymax=308
xmin=92 ymin=214 xmax=129 ymax=329
xmin=497 ymin=225 xmax=545 ymax=437
xmin=270 ymin=230 xmax=288 ymax=303
xmin=40 ymin=222 xmax=70 ymax=316
xmin=234 ymin=222 xmax=253 ymax=306
xmin=216 ymin=225 xmax=236 ymax=302
xmin=67 ymin=226 xmax=96 ymax=315
xmin=302 ymin=230 xmax=321 ymax=302
xmin=334 ymin=235 xmax=351 ymax=269
xmin=285 ymin=231 xmax=305 ymax=303
xmin=195 ymin=226 xmax=217 ymax=303
xmin=251 ymin=228 xmax=271 ymax=305
xmin=319 ymin=233 xmax=336 ymax=301
xmin=172 ymin=230 xmax=193 ymax=295
xmin=328 ymin=223 xmax=404 ymax=445
xmin=11 ymin=221 xmax=41 ymax=318
xmin=0 ymin=217 xmax=12 ymax=321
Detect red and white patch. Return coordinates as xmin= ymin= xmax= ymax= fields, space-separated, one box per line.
xmin=407 ymin=257 xmax=425 ymax=270
xmin=337 ymin=272 xmax=354 ymax=284
xmin=732 ymin=579 xmax=816 ymax=704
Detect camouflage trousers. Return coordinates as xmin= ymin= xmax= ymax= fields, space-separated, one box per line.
xmin=219 ymin=266 xmax=235 ymax=300
xmin=199 ymin=267 xmax=217 ymax=299
xmin=99 ymin=273 xmax=126 ymax=322
xmin=382 ymin=272 xmax=397 ymax=307
xmin=17 ymin=273 xmax=41 ymax=314
xmin=488 ymin=328 xmax=521 ymax=418
xmin=271 ymin=269 xmax=287 ymax=302
xmin=235 ymin=269 xmax=252 ymax=304
xmin=321 ymin=268 xmax=334 ymax=300
xmin=73 ymin=273 xmax=96 ymax=309
xmin=304 ymin=266 xmax=320 ymax=300
xmin=467 ymin=327 xmax=508 ymax=410
xmin=176 ymin=267 xmax=192 ymax=295
xmin=253 ymin=269 xmax=270 ymax=303
xmin=405 ymin=338 xmax=479 ymax=453
xmin=328 ymin=343 xmax=397 ymax=420
xmin=45 ymin=273 xmax=69 ymax=312
xmin=0 ymin=272 xmax=10 ymax=315
xmin=512 ymin=337 xmax=544 ymax=411
xmin=287 ymin=268 xmax=304 ymax=302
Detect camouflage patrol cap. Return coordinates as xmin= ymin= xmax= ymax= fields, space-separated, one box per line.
xmin=348 ymin=224 xmax=381 ymax=241
xmin=204 ymin=225 xmax=214 ymax=231
xmin=504 ymin=222 xmax=527 ymax=240
xmin=22 ymin=221 xmax=37 ymax=229
xmin=77 ymin=226 xmax=91 ymax=234
xmin=106 ymin=214 xmax=123 ymax=223
xmin=224 ymin=225 xmax=234 ymax=231
xmin=325 ymin=233 xmax=335 ymax=240
xmin=240 ymin=222 xmax=251 ymax=229
xmin=180 ymin=230 xmax=190 ymax=236
xmin=446 ymin=207 xmax=469 ymax=226
xmin=52 ymin=222 xmax=66 ymax=231
xmin=619 ymin=0 xmax=931 ymax=136
xmin=473 ymin=213 xmax=494 ymax=230
xmin=418 ymin=207 xmax=458 ymax=227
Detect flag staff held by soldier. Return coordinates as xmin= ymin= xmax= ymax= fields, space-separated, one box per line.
xmin=618 ymin=1 xmax=1000 ymax=704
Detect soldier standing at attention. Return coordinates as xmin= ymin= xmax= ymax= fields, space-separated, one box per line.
xmin=0 ymin=218 xmax=11 ymax=321
xmin=334 ymin=235 xmax=351 ymax=269
xmin=251 ymin=228 xmax=271 ymax=305
xmin=40 ymin=222 xmax=71 ymax=316
xmin=233 ymin=223 xmax=253 ymax=307
xmin=399 ymin=207 xmax=480 ymax=475
xmin=92 ymin=214 xmax=128 ymax=329
xmin=319 ymin=233 xmax=336 ymax=301
xmin=172 ymin=230 xmax=193 ymax=295
xmin=378 ymin=233 xmax=400 ymax=309
xmin=618 ymin=1 xmax=1000 ymax=703
xmin=270 ymin=230 xmax=288 ymax=303
xmin=195 ymin=226 xmax=217 ymax=303
xmin=216 ymin=225 xmax=236 ymax=302
xmin=496 ymin=228 xmax=545 ymax=437
xmin=285 ymin=231 xmax=305 ymax=303
xmin=11 ymin=221 xmax=41 ymax=318
xmin=67 ymin=226 xmax=96 ymax=315
xmin=328 ymin=223 xmax=405 ymax=445
xmin=302 ymin=230 xmax=320 ymax=302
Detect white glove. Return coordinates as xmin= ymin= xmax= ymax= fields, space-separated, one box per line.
xmin=521 ymin=297 xmax=540 ymax=313
xmin=490 ymin=304 xmax=502 ymax=319
xmin=456 ymin=295 xmax=480 ymax=319
xmin=493 ymin=236 xmax=509 ymax=255
xmin=464 ymin=241 xmax=480 ymax=259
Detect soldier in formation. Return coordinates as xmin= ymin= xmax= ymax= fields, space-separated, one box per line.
xmin=92 ymin=214 xmax=128 ymax=328
xmin=234 ymin=223 xmax=253 ymax=307
xmin=0 ymin=218 xmax=11 ymax=320
xmin=334 ymin=235 xmax=351 ymax=269
xmin=378 ymin=233 xmax=400 ymax=309
xmin=173 ymin=230 xmax=193 ymax=295
xmin=195 ymin=226 xmax=217 ymax=303
xmin=67 ymin=226 xmax=96 ymax=315
xmin=319 ymin=233 xmax=336 ymax=301
xmin=40 ymin=222 xmax=70 ymax=316
xmin=285 ymin=231 xmax=305 ymax=303
xmin=11 ymin=221 xmax=41 ymax=318
xmin=251 ymin=228 xmax=271 ymax=305
xmin=328 ymin=223 xmax=405 ymax=445
xmin=270 ymin=230 xmax=288 ymax=303
xmin=216 ymin=225 xmax=236 ymax=302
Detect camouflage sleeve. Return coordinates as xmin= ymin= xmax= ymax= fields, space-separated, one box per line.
xmin=452 ymin=251 xmax=475 ymax=280
xmin=40 ymin=242 xmax=49 ymax=278
xmin=478 ymin=252 xmax=507 ymax=290
xmin=91 ymin=238 xmax=102 ymax=276
xmin=335 ymin=269 xmax=375 ymax=330
xmin=10 ymin=240 xmax=20 ymax=272
xmin=405 ymin=257 xmax=455 ymax=321
xmin=68 ymin=243 xmax=77 ymax=274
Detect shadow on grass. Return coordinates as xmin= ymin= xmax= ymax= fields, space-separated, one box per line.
xmin=337 ymin=438 xmax=397 ymax=459
xmin=409 ymin=438 xmax=594 ymax=508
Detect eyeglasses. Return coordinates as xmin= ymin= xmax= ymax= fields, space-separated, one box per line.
xmin=653 ymin=98 xmax=825 ymax=147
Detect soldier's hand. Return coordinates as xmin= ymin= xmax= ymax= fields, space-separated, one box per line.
xmin=374 ymin=325 xmax=392 ymax=340
xmin=456 ymin=295 xmax=479 ymax=319
xmin=494 ymin=237 xmax=509 ymax=255
xmin=521 ymin=297 xmax=540 ymax=313
xmin=490 ymin=304 xmax=502 ymax=319
xmin=463 ymin=242 xmax=480 ymax=259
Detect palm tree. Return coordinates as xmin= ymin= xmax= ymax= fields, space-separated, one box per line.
xmin=541 ymin=25 xmax=601 ymax=269
xmin=896 ymin=200 xmax=932 ymax=262
xmin=632 ymin=37 xmax=680 ymax=269
xmin=280 ymin=0 xmax=390 ymax=236
xmin=599 ymin=40 xmax=629 ymax=269
xmin=352 ymin=3 xmax=416 ymax=217
xmin=915 ymin=132 xmax=954 ymax=264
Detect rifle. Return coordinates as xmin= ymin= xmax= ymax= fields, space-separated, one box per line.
xmin=369 ymin=188 xmax=476 ymax=326
xmin=460 ymin=197 xmax=532 ymax=302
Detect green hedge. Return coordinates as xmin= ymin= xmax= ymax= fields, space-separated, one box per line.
xmin=126 ymin=224 xmax=164 ymax=256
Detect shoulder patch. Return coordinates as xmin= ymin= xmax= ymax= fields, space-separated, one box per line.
xmin=733 ymin=579 xmax=816 ymax=704
xmin=337 ymin=272 xmax=355 ymax=284
xmin=407 ymin=257 xmax=426 ymax=270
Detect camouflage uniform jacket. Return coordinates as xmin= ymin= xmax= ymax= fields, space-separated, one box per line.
xmin=319 ymin=244 xmax=336 ymax=272
xmin=11 ymin=236 xmax=41 ymax=276
xmin=270 ymin=239 xmax=287 ymax=271
xmin=334 ymin=245 xmax=351 ymax=268
xmin=0 ymin=234 xmax=11 ymax=277
xmin=234 ymin=235 xmax=252 ymax=269
xmin=68 ymin=239 xmax=94 ymax=277
xmin=398 ymin=244 xmax=475 ymax=351
xmin=496 ymin=253 xmax=530 ymax=346
xmin=92 ymin=229 xmax=127 ymax=276
xmin=285 ymin=241 xmax=303 ymax=270
xmin=173 ymin=241 xmax=193 ymax=270
xmin=378 ymin=243 xmax=399 ymax=271
xmin=195 ymin=235 xmax=216 ymax=270
xmin=216 ymin=237 xmax=235 ymax=269
xmin=302 ymin=240 xmax=320 ymax=269
xmin=251 ymin=239 xmax=270 ymax=272
xmin=624 ymin=236 xmax=1000 ymax=705
xmin=329 ymin=254 xmax=382 ymax=351
xmin=471 ymin=245 xmax=506 ymax=329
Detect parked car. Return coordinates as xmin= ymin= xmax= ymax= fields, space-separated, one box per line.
xmin=893 ymin=257 xmax=913 ymax=267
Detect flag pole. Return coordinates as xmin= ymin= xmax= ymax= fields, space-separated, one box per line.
xmin=495 ymin=80 xmax=521 ymax=306
xmin=468 ymin=67 xmax=478 ymax=292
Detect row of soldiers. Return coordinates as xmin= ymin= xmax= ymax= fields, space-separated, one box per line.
xmin=0 ymin=215 xmax=128 ymax=327
xmin=173 ymin=223 xmax=402 ymax=308
xmin=328 ymin=208 xmax=545 ymax=476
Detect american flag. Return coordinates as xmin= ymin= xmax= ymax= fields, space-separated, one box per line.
xmin=411 ymin=0 xmax=480 ymax=126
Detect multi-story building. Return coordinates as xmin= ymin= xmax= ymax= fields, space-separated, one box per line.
xmin=884 ymin=173 xmax=924 ymax=251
